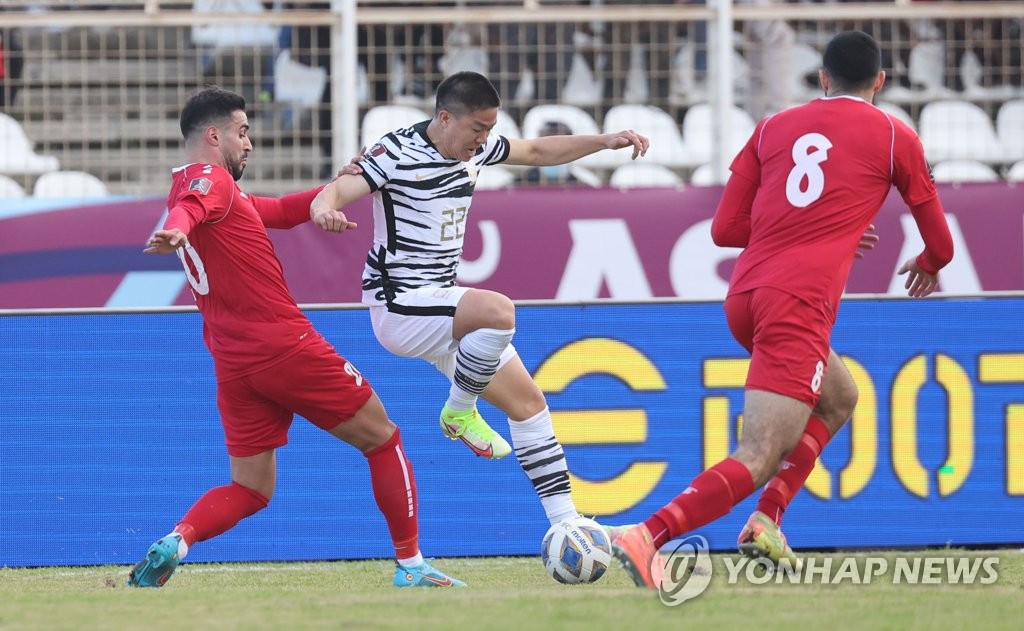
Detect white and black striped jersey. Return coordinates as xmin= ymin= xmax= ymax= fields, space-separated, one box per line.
xmin=357 ymin=120 xmax=511 ymax=306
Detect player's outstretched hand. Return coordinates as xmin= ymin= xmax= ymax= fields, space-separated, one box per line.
xmin=854 ymin=223 xmax=880 ymax=259
xmin=896 ymin=257 xmax=939 ymax=297
xmin=606 ymin=130 xmax=650 ymax=160
xmin=312 ymin=207 xmax=358 ymax=234
xmin=144 ymin=228 xmax=187 ymax=255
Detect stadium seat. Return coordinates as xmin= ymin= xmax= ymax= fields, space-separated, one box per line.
xmin=32 ymin=171 xmax=110 ymax=199
xmin=1005 ymin=160 xmax=1024 ymax=182
xmin=682 ymin=103 xmax=756 ymax=166
xmin=996 ymin=100 xmax=1024 ymax=162
xmin=875 ymin=101 xmax=917 ymax=131
xmin=495 ymin=109 xmax=522 ymax=140
xmin=688 ymin=163 xmax=719 ymax=187
xmin=598 ymin=104 xmax=691 ymax=169
xmin=0 ymin=113 xmax=61 ymax=176
xmin=0 ymin=175 xmax=26 ymax=198
xmin=360 ymin=104 xmax=432 ymax=149
xmin=918 ymin=100 xmax=1004 ymax=164
xmin=930 ymin=160 xmax=1000 ymax=184
xmin=522 ymin=104 xmax=600 ymax=140
xmin=474 ymin=165 xmax=515 ymax=190
xmin=609 ymin=163 xmax=684 ymax=189
xmin=568 ymin=165 xmax=603 ymax=188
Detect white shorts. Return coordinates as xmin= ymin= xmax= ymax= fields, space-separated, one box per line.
xmin=369 ymin=285 xmax=517 ymax=380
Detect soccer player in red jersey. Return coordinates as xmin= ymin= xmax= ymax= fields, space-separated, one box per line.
xmin=612 ymin=31 xmax=954 ymax=587
xmin=127 ymin=87 xmax=464 ymax=589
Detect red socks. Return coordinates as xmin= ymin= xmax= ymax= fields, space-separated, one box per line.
xmin=363 ymin=427 xmax=419 ymax=560
xmin=644 ymin=458 xmax=755 ymax=548
xmin=755 ymin=415 xmax=832 ymax=525
xmin=175 ymin=481 xmax=269 ymax=545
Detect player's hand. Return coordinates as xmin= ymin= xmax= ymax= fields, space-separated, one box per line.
xmin=854 ymin=224 xmax=880 ymax=259
xmin=311 ymin=207 xmax=358 ymax=234
xmin=606 ymin=130 xmax=649 ymax=160
xmin=144 ymin=228 xmax=187 ymax=254
xmin=896 ymin=257 xmax=939 ymax=297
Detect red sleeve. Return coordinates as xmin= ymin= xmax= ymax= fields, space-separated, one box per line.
xmin=910 ymin=196 xmax=954 ymax=274
xmin=251 ymin=185 xmax=326 ymax=230
xmin=711 ymin=171 xmax=757 ymax=248
xmin=892 ymin=122 xmax=938 ymax=208
xmin=163 ymin=196 xmax=206 ymax=235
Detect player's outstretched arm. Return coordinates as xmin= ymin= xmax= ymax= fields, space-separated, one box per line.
xmin=144 ymin=228 xmax=187 ymax=255
xmin=504 ymin=130 xmax=649 ymax=166
xmin=309 ymin=174 xmax=371 ymax=234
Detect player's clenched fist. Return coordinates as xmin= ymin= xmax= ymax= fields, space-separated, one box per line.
xmin=311 ymin=206 xmax=358 ymax=233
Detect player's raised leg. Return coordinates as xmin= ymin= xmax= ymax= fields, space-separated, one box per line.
xmin=440 ymin=288 xmax=515 ymax=459
xmin=739 ymin=348 xmax=858 ymax=567
xmin=482 ymin=355 xmax=578 ymax=525
xmin=613 ymin=389 xmax=810 ymax=588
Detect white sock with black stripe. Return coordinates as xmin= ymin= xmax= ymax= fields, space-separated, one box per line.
xmin=447 ymin=327 xmax=515 ymax=410
xmin=509 ymin=407 xmax=577 ymax=524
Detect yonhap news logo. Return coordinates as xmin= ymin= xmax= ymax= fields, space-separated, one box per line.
xmin=655 ymin=542 xmax=1001 ymax=606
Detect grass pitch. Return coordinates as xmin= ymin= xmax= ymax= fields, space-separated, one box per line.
xmin=1 ymin=550 xmax=1022 ymax=630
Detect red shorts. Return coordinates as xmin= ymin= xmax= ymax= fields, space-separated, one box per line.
xmin=724 ymin=287 xmax=832 ymax=408
xmin=216 ymin=332 xmax=374 ymax=457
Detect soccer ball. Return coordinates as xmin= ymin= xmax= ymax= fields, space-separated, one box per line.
xmin=541 ymin=516 xmax=612 ymax=584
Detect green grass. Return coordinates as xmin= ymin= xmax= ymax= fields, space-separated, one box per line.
xmin=1 ymin=550 xmax=1022 ymax=630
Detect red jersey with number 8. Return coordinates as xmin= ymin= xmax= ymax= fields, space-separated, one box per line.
xmin=726 ymin=96 xmax=937 ymax=317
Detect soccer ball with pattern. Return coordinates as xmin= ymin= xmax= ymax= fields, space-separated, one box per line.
xmin=541 ymin=516 xmax=611 ymax=584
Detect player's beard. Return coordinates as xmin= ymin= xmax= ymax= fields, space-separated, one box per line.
xmin=227 ymin=155 xmax=247 ymax=181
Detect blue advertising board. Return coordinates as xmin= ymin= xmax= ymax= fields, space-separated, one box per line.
xmin=1 ymin=298 xmax=1022 ymax=567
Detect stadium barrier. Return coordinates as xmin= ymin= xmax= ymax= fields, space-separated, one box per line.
xmin=2 ymin=297 xmax=1022 ymax=567
xmin=0 ymin=181 xmax=1021 ymax=309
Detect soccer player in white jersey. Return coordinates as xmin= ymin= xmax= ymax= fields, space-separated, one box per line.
xmin=309 ymin=71 xmax=648 ymax=527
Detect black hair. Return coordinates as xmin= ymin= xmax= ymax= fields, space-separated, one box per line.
xmin=823 ymin=31 xmax=882 ymax=93
xmin=434 ymin=71 xmax=501 ymax=116
xmin=179 ymin=86 xmax=247 ymax=139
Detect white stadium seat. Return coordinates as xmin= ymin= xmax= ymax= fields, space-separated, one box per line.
xmin=0 ymin=113 xmax=60 ymax=176
xmin=609 ymin=163 xmax=684 ymax=189
xmin=682 ymin=103 xmax=756 ymax=166
xmin=875 ymin=101 xmax=916 ymax=131
xmin=360 ymin=105 xmax=432 ymax=149
xmin=0 ymin=174 xmax=26 ymax=198
xmin=521 ymin=104 xmax=600 ymax=139
xmin=996 ymin=100 xmax=1024 ymax=162
xmin=495 ymin=109 xmax=522 ymax=140
xmin=598 ymin=104 xmax=691 ymax=169
xmin=930 ymin=160 xmax=1000 ymax=184
xmin=919 ymin=100 xmax=1004 ymax=164
xmin=1004 ymin=161 xmax=1024 ymax=182
xmin=474 ymin=165 xmax=516 ymax=190
xmin=32 ymin=171 xmax=110 ymax=199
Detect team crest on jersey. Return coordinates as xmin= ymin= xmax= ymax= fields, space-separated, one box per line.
xmin=188 ymin=177 xmax=213 ymax=195
xmin=369 ymin=143 xmax=387 ymax=157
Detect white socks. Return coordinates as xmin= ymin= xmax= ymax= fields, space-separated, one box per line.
xmin=509 ymin=407 xmax=577 ymax=524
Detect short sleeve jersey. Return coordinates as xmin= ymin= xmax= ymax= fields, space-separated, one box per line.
xmin=727 ymin=96 xmax=938 ymax=316
xmin=166 ymin=163 xmax=313 ymax=380
xmin=355 ymin=120 xmax=511 ymax=305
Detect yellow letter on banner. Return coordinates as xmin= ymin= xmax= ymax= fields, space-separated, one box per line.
xmin=935 ymin=354 xmax=973 ymax=496
xmin=977 ymin=353 xmax=1024 ymax=495
xmin=892 ymin=354 xmax=975 ymax=497
xmin=702 ymin=358 xmax=748 ymax=469
xmin=839 ymin=357 xmax=877 ymax=499
xmin=533 ymin=338 xmax=668 ymax=515
xmin=891 ymin=355 xmax=930 ymax=497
